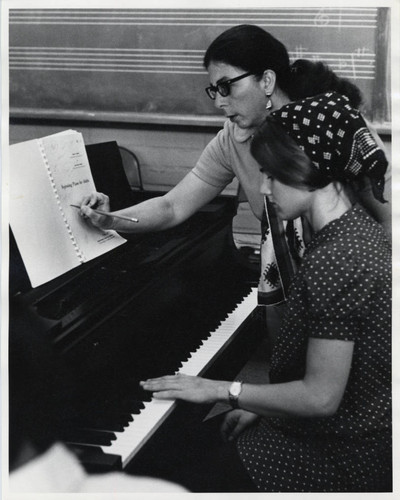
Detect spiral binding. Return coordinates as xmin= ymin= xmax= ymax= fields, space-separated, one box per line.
xmin=38 ymin=138 xmax=86 ymax=263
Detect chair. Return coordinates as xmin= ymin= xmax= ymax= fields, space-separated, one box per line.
xmin=118 ymin=145 xmax=144 ymax=192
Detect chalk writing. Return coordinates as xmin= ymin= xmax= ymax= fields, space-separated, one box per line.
xmin=314 ymin=9 xmax=330 ymax=27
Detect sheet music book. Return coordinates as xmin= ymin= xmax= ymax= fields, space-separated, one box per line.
xmin=9 ymin=130 xmax=127 ymax=288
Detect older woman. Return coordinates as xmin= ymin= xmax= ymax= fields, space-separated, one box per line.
xmin=79 ymin=24 xmax=391 ymax=309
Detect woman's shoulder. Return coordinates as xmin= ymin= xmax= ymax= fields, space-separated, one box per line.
xmin=297 ymin=209 xmax=390 ymax=316
xmin=201 ymin=120 xmax=254 ymax=165
xmin=203 ymin=120 xmax=234 ymax=155
xmin=303 ymin=206 xmax=390 ymax=271
xmin=214 ymin=119 xmax=255 ymax=145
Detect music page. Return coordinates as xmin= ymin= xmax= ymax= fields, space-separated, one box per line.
xmin=9 ymin=130 xmax=126 ymax=287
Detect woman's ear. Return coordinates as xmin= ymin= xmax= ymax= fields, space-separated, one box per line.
xmin=262 ymin=69 xmax=277 ymax=94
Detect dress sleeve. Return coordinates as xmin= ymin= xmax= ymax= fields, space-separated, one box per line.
xmin=304 ymin=246 xmax=376 ymax=341
xmin=191 ymin=123 xmax=235 ymax=189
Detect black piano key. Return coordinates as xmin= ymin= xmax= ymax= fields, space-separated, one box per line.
xmin=67 ymin=443 xmax=122 ymax=471
xmin=69 ymin=413 xmax=133 ymax=432
xmin=61 ymin=428 xmax=117 ymax=446
xmin=89 ymin=423 xmax=126 ymax=433
xmin=65 ymin=377 xmax=149 ymax=430
xmin=128 ymin=385 xmax=153 ymax=402
xmin=76 ymin=400 xmax=143 ymax=425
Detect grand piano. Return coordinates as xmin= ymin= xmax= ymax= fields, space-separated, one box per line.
xmin=9 ymin=141 xmax=264 ymax=479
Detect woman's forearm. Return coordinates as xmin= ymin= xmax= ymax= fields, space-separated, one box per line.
xmin=235 ymin=379 xmax=338 ymax=419
xmin=110 ymin=195 xmax=178 ymax=233
xmin=228 ymin=338 xmax=352 ymax=419
xmin=142 ymin=375 xmax=342 ymax=419
xmin=82 ymin=171 xmax=223 ymax=234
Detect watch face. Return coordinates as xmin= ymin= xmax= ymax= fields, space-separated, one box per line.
xmin=230 ymin=382 xmax=242 ymax=396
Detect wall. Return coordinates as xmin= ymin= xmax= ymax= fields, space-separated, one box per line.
xmin=9 ymin=7 xmax=390 ymax=128
xmin=7 ymin=7 xmax=392 ymax=247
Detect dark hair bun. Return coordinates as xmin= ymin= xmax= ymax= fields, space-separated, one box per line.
xmin=289 ymin=59 xmax=363 ymax=109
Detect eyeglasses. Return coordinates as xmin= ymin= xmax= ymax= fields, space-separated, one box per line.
xmin=205 ymin=72 xmax=252 ymax=100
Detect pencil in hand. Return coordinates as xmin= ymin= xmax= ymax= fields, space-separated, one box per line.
xmin=70 ymin=204 xmax=139 ymax=223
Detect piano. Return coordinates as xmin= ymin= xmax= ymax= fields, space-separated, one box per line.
xmin=9 ymin=141 xmax=264 ymax=478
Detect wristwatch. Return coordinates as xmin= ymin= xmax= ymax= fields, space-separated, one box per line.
xmin=228 ymin=380 xmax=243 ymax=409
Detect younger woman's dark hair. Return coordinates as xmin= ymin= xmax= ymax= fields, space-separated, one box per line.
xmin=250 ymin=118 xmax=333 ymax=190
xmin=204 ymin=24 xmax=363 ymax=108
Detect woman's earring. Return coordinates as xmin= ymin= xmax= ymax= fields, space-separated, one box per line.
xmin=265 ymin=93 xmax=272 ymax=110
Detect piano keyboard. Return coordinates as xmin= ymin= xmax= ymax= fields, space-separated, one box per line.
xmin=98 ymin=287 xmax=258 ymax=468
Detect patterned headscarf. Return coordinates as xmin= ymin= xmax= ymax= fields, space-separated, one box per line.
xmin=269 ymin=92 xmax=388 ymax=202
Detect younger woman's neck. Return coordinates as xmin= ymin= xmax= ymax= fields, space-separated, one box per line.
xmin=306 ymin=183 xmax=353 ymax=233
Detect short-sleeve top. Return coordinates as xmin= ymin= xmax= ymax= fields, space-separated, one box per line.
xmin=264 ymin=205 xmax=391 ymax=439
xmin=191 ymin=119 xmax=265 ymax=219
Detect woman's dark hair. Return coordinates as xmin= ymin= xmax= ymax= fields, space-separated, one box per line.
xmin=250 ymin=118 xmax=333 ymax=190
xmin=204 ymin=24 xmax=291 ymax=88
xmin=204 ymin=24 xmax=362 ymax=108
xmin=290 ymin=59 xmax=362 ymax=108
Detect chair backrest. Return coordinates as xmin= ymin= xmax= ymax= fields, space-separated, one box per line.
xmin=118 ymin=145 xmax=144 ymax=192
xmin=85 ymin=141 xmax=135 ymax=210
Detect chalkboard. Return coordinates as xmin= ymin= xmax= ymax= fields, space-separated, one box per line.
xmin=9 ymin=7 xmax=390 ymax=127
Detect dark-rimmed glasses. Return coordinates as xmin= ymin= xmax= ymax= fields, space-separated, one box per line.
xmin=205 ymin=72 xmax=252 ymax=100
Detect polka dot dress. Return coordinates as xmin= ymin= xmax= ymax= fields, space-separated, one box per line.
xmin=237 ymin=205 xmax=392 ymax=492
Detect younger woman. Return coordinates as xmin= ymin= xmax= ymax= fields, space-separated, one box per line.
xmin=140 ymin=92 xmax=391 ymax=492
